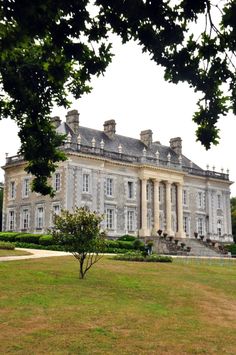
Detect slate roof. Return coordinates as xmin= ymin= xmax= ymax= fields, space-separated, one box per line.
xmin=57 ymin=122 xmax=202 ymax=171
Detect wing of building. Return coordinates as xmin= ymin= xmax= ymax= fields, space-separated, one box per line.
xmin=1 ymin=110 xmax=233 ymax=242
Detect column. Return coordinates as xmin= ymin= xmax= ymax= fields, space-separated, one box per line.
xmin=152 ymin=179 xmax=160 ymax=234
xmin=140 ymin=178 xmax=148 ymax=236
xmin=176 ymin=182 xmax=185 ymax=238
xmin=165 ymin=181 xmax=172 ymax=235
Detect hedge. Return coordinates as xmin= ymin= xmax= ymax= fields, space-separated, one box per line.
xmin=225 ymin=244 xmax=236 ymax=255
xmin=14 ymin=242 xmax=66 ymax=251
xmin=0 ymin=241 xmax=15 ymax=250
xmin=0 ymin=232 xmax=20 ymax=242
xmin=15 ymin=234 xmax=41 ymax=244
xmin=113 ymin=252 xmax=173 ymax=262
xmin=39 ymin=235 xmax=53 ymax=246
xmin=117 ymin=235 xmax=137 ymax=242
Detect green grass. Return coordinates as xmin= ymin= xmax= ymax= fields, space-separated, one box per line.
xmin=1 ymin=256 xmax=236 ymax=354
xmin=0 ymin=249 xmax=32 ymax=257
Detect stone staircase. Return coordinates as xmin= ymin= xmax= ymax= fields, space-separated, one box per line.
xmin=179 ymin=238 xmax=222 ymax=257
xmin=152 ymin=237 xmax=226 ymax=257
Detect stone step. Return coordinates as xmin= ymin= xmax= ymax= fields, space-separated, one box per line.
xmin=180 ymin=238 xmax=221 ymax=257
xmin=153 ymin=237 xmax=222 ymax=257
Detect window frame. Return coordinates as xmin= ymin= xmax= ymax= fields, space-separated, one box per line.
xmin=54 ymin=172 xmax=61 ymax=192
xmin=22 ymin=208 xmax=30 ymax=230
xmin=36 ymin=206 xmax=44 ymax=229
xmin=106 ymin=208 xmax=114 ymax=230
xmin=9 ymin=180 xmax=16 ymax=200
xmin=8 ymin=210 xmax=15 ymax=231
xmin=22 ymin=178 xmax=30 ymax=198
xmin=106 ymin=178 xmax=113 ymax=197
xmin=82 ymin=173 xmax=90 ymax=193
xmin=127 ymin=181 xmax=134 ymax=199
xmin=127 ymin=210 xmax=135 ymax=232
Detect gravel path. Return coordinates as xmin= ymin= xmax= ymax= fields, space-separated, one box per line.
xmin=0 ymin=248 xmax=70 ymax=262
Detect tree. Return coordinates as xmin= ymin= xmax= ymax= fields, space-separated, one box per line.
xmin=0 ymin=186 xmax=3 ymax=230
xmin=0 ymin=1 xmax=235 ymax=195
xmin=51 ymin=207 xmax=105 ymax=279
xmin=231 ymin=197 xmax=236 ymax=243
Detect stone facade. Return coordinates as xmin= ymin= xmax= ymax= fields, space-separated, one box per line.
xmin=1 ymin=110 xmax=233 ymax=242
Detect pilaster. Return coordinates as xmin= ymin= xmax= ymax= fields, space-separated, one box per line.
xmin=139 ymin=178 xmax=148 ymax=236
xmin=176 ymin=182 xmax=185 ymax=238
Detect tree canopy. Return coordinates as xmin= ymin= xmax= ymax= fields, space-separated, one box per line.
xmin=231 ymin=197 xmax=236 ymax=242
xmin=0 ymin=0 xmax=235 ymax=195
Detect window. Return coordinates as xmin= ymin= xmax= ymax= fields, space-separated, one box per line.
xmin=183 ymin=190 xmax=187 ymax=205
xmin=8 ymin=210 xmax=15 ymax=231
xmin=23 ymin=178 xmax=29 ymax=197
xmin=146 ymin=184 xmax=150 ymax=201
xmin=217 ymin=220 xmax=222 ymax=236
xmin=54 ymin=173 xmax=61 ymax=191
xmin=83 ymin=173 xmax=90 ymax=193
xmin=127 ymin=181 xmax=134 ymax=199
xmin=106 ymin=208 xmax=114 ymax=229
xmin=36 ymin=206 xmax=44 ymax=229
xmin=127 ymin=211 xmax=135 ymax=231
xmin=106 ymin=178 xmax=113 ymax=196
xmin=217 ymin=195 xmax=221 ymax=209
xmin=53 ymin=204 xmax=60 ymax=215
xmin=197 ymin=217 xmax=204 ymax=235
xmin=22 ymin=209 xmax=29 ymax=229
xmin=10 ymin=181 xmax=16 ymax=199
xmin=183 ymin=216 xmax=188 ymax=233
xmin=198 ymin=192 xmax=205 ymax=209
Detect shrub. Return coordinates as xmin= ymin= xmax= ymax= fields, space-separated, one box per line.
xmin=225 ymin=244 xmax=236 ymax=255
xmin=0 ymin=232 xmax=19 ymax=242
xmin=105 ymin=240 xmax=134 ymax=250
xmin=113 ymin=252 xmax=173 ymax=262
xmin=133 ymin=239 xmax=145 ymax=250
xmin=0 ymin=241 xmax=15 ymax=250
xmin=15 ymin=234 xmax=41 ymax=244
xmin=117 ymin=235 xmax=136 ymax=242
xmin=14 ymin=242 xmax=66 ymax=251
xmin=39 ymin=235 xmax=53 ymax=246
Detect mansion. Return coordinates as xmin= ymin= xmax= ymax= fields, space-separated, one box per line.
xmin=1 ymin=110 xmax=233 ymax=242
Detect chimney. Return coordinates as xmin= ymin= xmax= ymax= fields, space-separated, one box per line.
xmin=170 ymin=137 xmax=182 ymax=155
xmin=140 ymin=130 xmax=153 ymax=147
xmin=103 ymin=119 xmax=116 ymax=139
xmin=50 ymin=116 xmax=61 ymax=129
xmin=66 ymin=109 xmax=79 ymax=134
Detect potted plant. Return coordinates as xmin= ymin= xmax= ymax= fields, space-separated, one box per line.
xmin=163 ymin=232 xmax=168 ymax=238
xmin=157 ymin=229 xmax=162 ymax=236
xmin=194 ymin=232 xmax=198 ymax=239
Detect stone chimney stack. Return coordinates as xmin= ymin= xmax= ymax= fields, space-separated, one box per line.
xmin=50 ymin=116 xmax=61 ymax=129
xmin=169 ymin=137 xmax=182 ymax=155
xmin=103 ymin=119 xmax=116 ymax=139
xmin=140 ymin=130 xmax=153 ymax=147
xmin=66 ymin=109 xmax=80 ymax=134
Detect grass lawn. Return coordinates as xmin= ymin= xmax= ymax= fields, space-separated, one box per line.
xmin=0 ymin=249 xmax=32 ymax=257
xmin=1 ymin=256 xmax=236 ymax=354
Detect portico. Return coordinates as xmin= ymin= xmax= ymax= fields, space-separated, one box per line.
xmin=139 ymin=168 xmax=186 ymax=238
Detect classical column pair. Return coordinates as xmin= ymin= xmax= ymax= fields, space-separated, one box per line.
xmin=140 ymin=178 xmax=184 ymax=237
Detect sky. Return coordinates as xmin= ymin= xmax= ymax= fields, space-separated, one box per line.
xmin=0 ymin=37 xmax=236 ymax=195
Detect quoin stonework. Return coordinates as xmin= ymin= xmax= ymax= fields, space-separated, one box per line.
xmin=1 ymin=110 xmax=233 ymax=242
